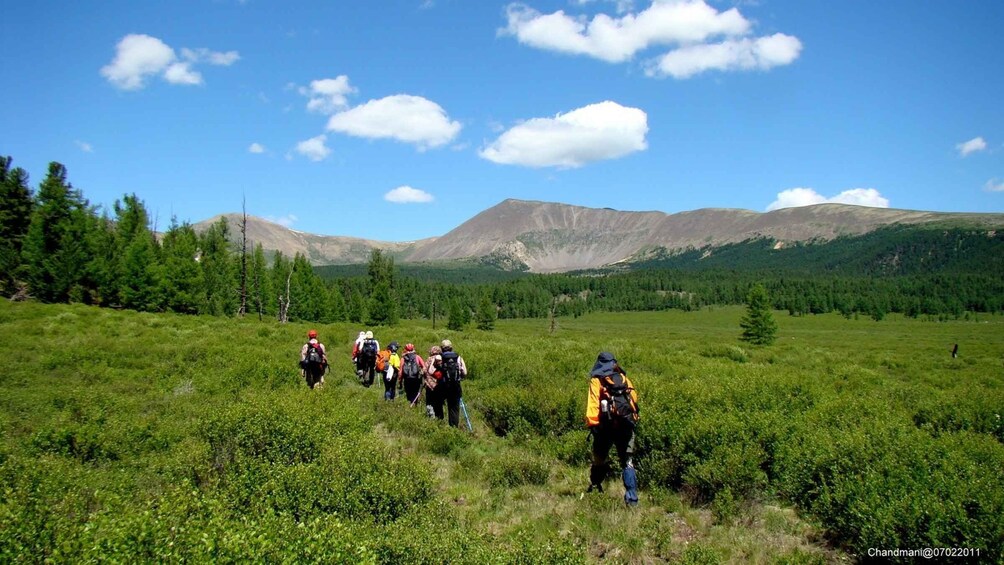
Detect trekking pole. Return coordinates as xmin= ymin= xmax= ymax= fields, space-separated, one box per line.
xmin=410 ymin=380 xmax=425 ymax=408
xmin=459 ymin=398 xmax=473 ymax=432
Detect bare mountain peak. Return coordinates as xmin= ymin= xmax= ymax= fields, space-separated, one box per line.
xmin=193 ymin=199 xmax=1004 ymax=272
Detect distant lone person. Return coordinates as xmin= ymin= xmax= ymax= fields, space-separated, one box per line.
xmin=952 ymin=343 xmax=959 ymax=358
xmin=300 ymin=329 xmax=328 ymax=389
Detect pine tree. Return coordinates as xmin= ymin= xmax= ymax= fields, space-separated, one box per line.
xmin=447 ymin=299 xmax=468 ymax=331
xmin=160 ymin=219 xmax=204 ymax=314
xmin=740 ymin=283 xmax=778 ymax=345
xmin=0 ymin=156 xmax=34 ymax=295
xmin=365 ymin=249 xmax=398 ymax=326
xmin=476 ymin=292 xmax=497 ymax=331
xmin=21 ymin=162 xmax=92 ymax=302
xmin=200 ymin=217 xmax=235 ymax=316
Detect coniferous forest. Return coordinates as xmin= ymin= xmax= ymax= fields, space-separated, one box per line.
xmin=3 ymin=155 xmax=1003 ymax=325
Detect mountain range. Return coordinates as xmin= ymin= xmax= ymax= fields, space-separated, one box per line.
xmin=194 ymin=199 xmax=1004 ymax=273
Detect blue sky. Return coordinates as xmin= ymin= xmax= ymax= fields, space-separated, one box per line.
xmin=2 ymin=0 xmax=1002 ymax=242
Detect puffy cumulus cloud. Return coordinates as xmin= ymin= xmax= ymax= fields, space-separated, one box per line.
xmin=645 ymin=33 xmax=802 ymax=78
xmin=479 ymin=101 xmax=647 ymax=168
xmin=100 ymin=34 xmax=238 ymax=90
xmin=327 ymin=95 xmax=461 ymax=150
xmin=766 ymin=187 xmax=890 ymax=211
xmin=956 ymin=136 xmax=987 ymax=157
xmin=501 ymin=0 xmax=800 ymax=78
xmin=301 ymin=76 xmax=357 ymax=114
xmin=385 ymin=185 xmax=435 ymax=203
xmin=295 ymin=135 xmax=331 ymax=162
xmin=985 ymin=179 xmax=1004 ymax=193
xmin=248 ymin=142 xmax=266 ymax=154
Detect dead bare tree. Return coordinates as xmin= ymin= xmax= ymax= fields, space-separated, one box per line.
xmin=549 ymin=296 xmax=558 ymax=334
xmin=278 ymin=266 xmax=293 ymax=323
xmin=236 ymin=198 xmax=248 ymax=318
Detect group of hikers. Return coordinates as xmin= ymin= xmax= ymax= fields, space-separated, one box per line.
xmin=299 ymin=329 xmax=639 ymax=506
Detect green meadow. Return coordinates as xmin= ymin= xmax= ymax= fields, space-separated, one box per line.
xmin=1 ymin=301 xmax=1002 ymax=563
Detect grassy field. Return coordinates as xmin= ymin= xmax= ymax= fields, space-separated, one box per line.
xmin=1 ymin=301 xmax=1002 ymax=563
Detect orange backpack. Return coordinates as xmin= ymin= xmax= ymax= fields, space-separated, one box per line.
xmin=375 ymin=350 xmax=390 ymax=372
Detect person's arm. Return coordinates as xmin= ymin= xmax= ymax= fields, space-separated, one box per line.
xmin=300 ymin=343 xmax=308 ymax=361
xmin=458 ymin=356 xmax=468 ymax=378
xmin=585 ymin=377 xmax=602 ymax=427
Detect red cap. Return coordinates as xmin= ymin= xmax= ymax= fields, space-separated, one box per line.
xmin=308 ymin=329 xmax=318 ymax=339
xmin=405 ymin=343 xmax=414 ymax=352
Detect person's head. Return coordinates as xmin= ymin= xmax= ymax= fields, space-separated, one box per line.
xmin=429 ymin=345 xmax=442 ymax=356
xmin=405 ymin=343 xmax=415 ymax=352
xmin=308 ymin=329 xmax=318 ymax=339
xmin=389 ymin=341 xmax=399 ymax=352
xmin=441 ymin=339 xmax=453 ymax=352
xmin=590 ymin=351 xmax=618 ymax=377
xmin=365 ymin=330 xmax=373 ymax=339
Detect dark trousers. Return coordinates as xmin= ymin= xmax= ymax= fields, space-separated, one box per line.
xmin=304 ymin=364 xmax=324 ymax=389
xmin=357 ymin=359 xmax=375 ymax=387
xmin=403 ymin=378 xmax=422 ymax=404
xmin=428 ymin=381 xmax=463 ymax=427
xmin=382 ymin=371 xmax=396 ymax=400
xmin=589 ymin=425 xmax=635 ymax=486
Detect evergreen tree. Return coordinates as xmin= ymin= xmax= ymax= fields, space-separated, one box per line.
xmin=447 ymin=299 xmax=468 ymax=331
xmin=87 ymin=213 xmax=122 ymax=306
xmin=160 ymin=219 xmax=204 ymax=314
xmin=200 ymin=217 xmax=235 ymax=316
xmin=740 ymin=283 xmax=778 ymax=345
xmin=0 ymin=156 xmax=34 ymax=295
xmin=348 ymin=289 xmax=367 ymax=324
xmin=365 ymin=249 xmax=399 ymax=325
xmin=324 ymin=284 xmax=347 ymax=323
xmin=476 ymin=292 xmax=496 ymax=331
xmin=115 ymin=195 xmax=161 ymax=311
xmin=249 ymin=242 xmax=271 ymax=320
xmin=21 ymin=162 xmax=92 ymax=302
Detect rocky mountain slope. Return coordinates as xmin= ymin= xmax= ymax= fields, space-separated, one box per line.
xmin=198 ymin=201 xmax=1004 ymax=272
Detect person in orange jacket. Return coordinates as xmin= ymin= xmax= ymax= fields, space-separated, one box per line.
xmin=585 ymin=351 xmax=639 ymax=506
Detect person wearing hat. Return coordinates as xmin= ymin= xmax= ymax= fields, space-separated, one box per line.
xmin=585 ymin=351 xmax=640 ymax=506
xmin=426 ymin=339 xmax=467 ymax=427
xmin=423 ymin=345 xmax=442 ymax=418
xmin=299 ymin=329 xmax=328 ymax=389
xmin=380 ymin=341 xmax=402 ymax=401
xmin=356 ymin=330 xmax=379 ymax=387
xmin=398 ymin=343 xmax=427 ymax=405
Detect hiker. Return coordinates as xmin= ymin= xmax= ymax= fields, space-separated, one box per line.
xmin=585 ymin=351 xmax=640 ymax=506
xmin=424 ymin=345 xmax=442 ymax=418
xmin=399 ymin=343 xmax=427 ymax=405
xmin=351 ymin=331 xmax=366 ymax=364
xmin=381 ymin=341 xmax=402 ymax=401
xmin=426 ymin=339 xmax=467 ymax=427
xmin=356 ymin=331 xmax=379 ymax=387
xmin=299 ymin=329 xmax=328 ymax=389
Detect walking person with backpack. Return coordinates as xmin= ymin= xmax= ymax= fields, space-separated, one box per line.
xmin=399 ymin=343 xmax=426 ymax=405
xmin=426 ymin=339 xmax=467 ymax=428
xmin=585 ymin=351 xmax=640 ymax=506
xmin=381 ymin=342 xmax=402 ymax=401
xmin=356 ymin=331 xmax=379 ymax=387
xmin=423 ymin=345 xmax=442 ymax=418
xmin=299 ymin=329 xmax=328 ymax=389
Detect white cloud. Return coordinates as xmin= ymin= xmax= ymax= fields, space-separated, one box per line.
xmin=502 ymin=1 xmax=800 ymax=78
xmin=985 ymin=179 xmax=1004 ymax=193
xmin=645 ymin=33 xmax=801 ymax=78
xmin=295 ymin=135 xmax=331 ymax=162
xmin=180 ymin=47 xmax=240 ymax=66
xmin=75 ymin=140 xmax=93 ymax=153
xmin=301 ymin=76 xmax=356 ymax=114
xmin=100 ymin=34 xmax=177 ymax=90
xmin=327 ymin=95 xmax=461 ymax=150
xmin=248 ymin=143 xmax=266 ymax=154
xmin=956 ymin=136 xmax=987 ymax=157
xmin=266 ymin=214 xmax=298 ymax=227
xmin=385 ymin=186 xmax=435 ymax=203
xmin=479 ymin=100 xmax=647 ymax=168
xmin=766 ymin=187 xmax=890 ymax=211
xmin=100 ymin=34 xmax=238 ymax=90
xmin=163 ymin=62 xmax=202 ymax=85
